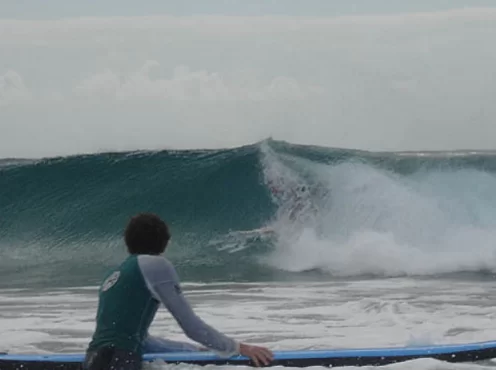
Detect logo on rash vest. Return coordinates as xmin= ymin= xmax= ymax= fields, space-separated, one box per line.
xmin=101 ymin=271 xmax=120 ymax=292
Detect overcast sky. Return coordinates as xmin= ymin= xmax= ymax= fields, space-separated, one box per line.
xmin=2 ymin=0 xmax=496 ymax=18
xmin=1 ymin=1 xmax=496 ymax=158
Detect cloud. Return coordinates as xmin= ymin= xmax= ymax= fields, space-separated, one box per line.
xmin=1 ymin=8 xmax=495 ymax=49
xmin=72 ymin=62 xmax=320 ymax=102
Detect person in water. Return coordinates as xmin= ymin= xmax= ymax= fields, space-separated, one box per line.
xmin=269 ymin=183 xmax=319 ymax=222
xmin=84 ymin=213 xmax=273 ymax=370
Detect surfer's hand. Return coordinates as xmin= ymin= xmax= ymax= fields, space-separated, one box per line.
xmin=239 ymin=343 xmax=273 ymax=367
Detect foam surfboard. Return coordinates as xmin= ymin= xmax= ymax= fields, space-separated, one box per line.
xmin=1 ymin=340 xmax=496 ymax=369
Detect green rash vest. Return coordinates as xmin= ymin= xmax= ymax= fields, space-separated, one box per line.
xmin=88 ymin=254 xmax=240 ymax=357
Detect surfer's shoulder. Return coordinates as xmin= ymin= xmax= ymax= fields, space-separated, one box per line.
xmin=137 ymin=255 xmax=177 ymax=279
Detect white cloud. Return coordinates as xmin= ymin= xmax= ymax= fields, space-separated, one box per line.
xmin=72 ymin=62 xmax=319 ymax=102
xmin=0 ymin=8 xmax=495 ymax=50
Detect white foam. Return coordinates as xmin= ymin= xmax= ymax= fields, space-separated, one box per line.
xmin=259 ymin=147 xmax=496 ymax=277
xmin=1 ymin=280 xmax=495 ymax=369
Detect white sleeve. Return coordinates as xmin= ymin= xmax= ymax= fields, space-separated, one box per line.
xmin=137 ymin=255 xmax=240 ymax=357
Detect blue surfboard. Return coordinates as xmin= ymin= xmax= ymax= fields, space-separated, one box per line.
xmin=1 ymin=340 xmax=495 ymax=369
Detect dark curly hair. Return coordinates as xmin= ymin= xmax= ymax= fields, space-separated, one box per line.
xmin=124 ymin=213 xmax=171 ymax=255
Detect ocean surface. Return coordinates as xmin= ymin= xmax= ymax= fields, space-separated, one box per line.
xmin=1 ymin=138 xmax=496 ymax=369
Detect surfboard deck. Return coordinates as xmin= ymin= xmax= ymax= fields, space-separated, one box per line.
xmin=1 ymin=340 xmax=496 ymax=369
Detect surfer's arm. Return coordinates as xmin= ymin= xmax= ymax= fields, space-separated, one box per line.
xmin=138 ymin=255 xmax=240 ymax=357
xmin=142 ymin=334 xmax=203 ymax=353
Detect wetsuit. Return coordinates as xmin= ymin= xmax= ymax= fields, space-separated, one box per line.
xmin=84 ymin=254 xmax=239 ymax=370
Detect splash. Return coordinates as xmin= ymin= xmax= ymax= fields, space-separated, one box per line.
xmin=261 ymin=148 xmax=496 ymax=277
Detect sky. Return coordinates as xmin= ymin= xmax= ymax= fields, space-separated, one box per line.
xmin=1 ymin=1 xmax=496 ymax=158
xmin=2 ymin=0 xmax=496 ymax=18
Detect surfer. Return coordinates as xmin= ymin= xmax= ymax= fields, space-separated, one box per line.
xmin=83 ymin=213 xmax=273 ymax=370
xmin=229 ymin=183 xmax=326 ymax=239
xmin=269 ymin=183 xmax=319 ymax=223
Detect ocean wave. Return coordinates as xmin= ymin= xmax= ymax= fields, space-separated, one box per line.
xmin=2 ymin=139 xmax=496 ymax=286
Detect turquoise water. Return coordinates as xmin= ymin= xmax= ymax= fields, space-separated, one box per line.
xmin=2 ymin=139 xmax=496 ymax=288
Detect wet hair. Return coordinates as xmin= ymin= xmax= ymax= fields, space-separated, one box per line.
xmin=124 ymin=213 xmax=171 ymax=255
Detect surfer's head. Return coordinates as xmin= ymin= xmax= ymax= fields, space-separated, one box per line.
xmin=124 ymin=213 xmax=171 ymax=255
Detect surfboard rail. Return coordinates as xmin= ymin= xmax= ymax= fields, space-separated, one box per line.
xmin=1 ymin=340 xmax=496 ymax=369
